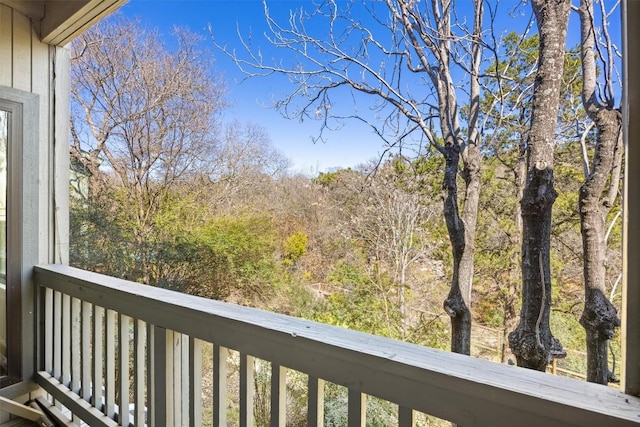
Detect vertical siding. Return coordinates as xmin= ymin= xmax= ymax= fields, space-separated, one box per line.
xmin=10 ymin=11 xmax=30 ymax=92
xmin=0 ymin=5 xmax=11 ymax=87
xmin=0 ymin=4 xmax=69 ymax=266
xmin=0 ymin=4 xmax=69 ymax=396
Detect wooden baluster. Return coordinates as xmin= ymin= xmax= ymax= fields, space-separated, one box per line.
xmin=81 ymin=301 xmax=92 ymax=402
xmin=173 ymin=332 xmax=181 ymax=427
xmin=118 ymin=314 xmax=130 ymax=426
xmin=270 ymin=363 xmax=286 ymax=427
xmin=398 ymin=406 xmax=415 ymax=427
xmin=44 ymin=287 xmax=53 ymax=374
xmin=307 ymin=376 xmax=324 ymax=427
xmin=213 ymin=345 xmax=228 ymax=427
xmin=105 ymin=309 xmax=116 ymax=418
xmin=134 ymin=319 xmax=146 ymax=427
xmin=61 ymin=293 xmax=71 ymax=386
xmin=151 ymin=325 xmax=172 ymax=427
xmin=53 ymin=291 xmax=62 ymax=380
xmin=189 ymin=338 xmax=202 ymax=427
xmin=239 ymin=353 xmax=255 ymax=427
xmin=92 ymin=306 xmax=104 ymax=411
xmin=70 ymin=297 xmax=81 ymax=394
xmin=348 ymin=389 xmax=366 ymax=427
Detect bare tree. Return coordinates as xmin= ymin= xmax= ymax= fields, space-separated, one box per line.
xmin=205 ymin=120 xmax=291 ymax=214
xmin=352 ymin=160 xmax=437 ymax=339
xmin=576 ymin=0 xmax=623 ymax=384
xmin=215 ymin=0 xmax=484 ymax=355
xmin=71 ymin=17 xmax=226 ymax=285
xmin=509 ymin=0 xmax=572 ymax=371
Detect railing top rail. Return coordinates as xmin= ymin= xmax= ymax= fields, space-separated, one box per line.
xmin=35 ymin=264 xmax=640 ymax=427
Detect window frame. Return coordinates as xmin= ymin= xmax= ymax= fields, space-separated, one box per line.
xmin=622 ymin=0 xmax=640 ymax=397
xmin=0 ymin=87 xmax=39 ymax=391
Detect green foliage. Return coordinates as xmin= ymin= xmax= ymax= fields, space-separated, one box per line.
xmin=282 ymin=231 xmax=308 ymax=264
xmin=307 ymin=261 xmax=401 ymax=339
xmin=70 ymin=187 xmax=136 ymax=279
xmin=551 ymin=310 xmax=588 ymax=376
xmin=313 ymin=170 xmax=342 ymax=187
xmin=71 ymin=181 xmax=284 ymax=302
xmin=170 ymin=215 xmax=280 ymax=299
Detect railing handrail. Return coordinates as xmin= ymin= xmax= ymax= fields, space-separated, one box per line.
xmin=35 ymin=264 xmax=640 ymax=426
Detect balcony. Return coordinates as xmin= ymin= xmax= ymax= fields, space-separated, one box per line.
xmin=31 ymin=264 xmax=639 ymax=427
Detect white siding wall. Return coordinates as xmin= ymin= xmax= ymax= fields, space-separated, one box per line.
xmin=0 ymin=4 xmax=69 ymax=266
xmin=0 ymin=4 xmax=69 ymax=406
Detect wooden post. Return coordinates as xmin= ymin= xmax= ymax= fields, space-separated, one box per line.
xmin=622 ymin=0 xmax=640 ymax=398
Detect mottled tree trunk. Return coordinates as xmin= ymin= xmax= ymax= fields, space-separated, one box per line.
xmin=440 ymin=0 xmax=483 ymax=356
xmin=509 ymin=0 xmax=571 ymax=371
xmin=443 ymin=143 xmax=481 ymax=355
xmin=578 ymin=110 xmax=622 ymax=383
xmin=577 ymin=0 xmax=622 ymax=385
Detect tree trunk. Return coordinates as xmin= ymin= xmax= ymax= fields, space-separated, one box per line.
xmin=443 ymin=143 xmax=481 ymax=355
xmin=577 ymin=0 xmax=622 ymax=385
xmin=579 ymin=109 xmax=622 ymax=384
xmin=509 ymin=0 xmax=571 ymax=371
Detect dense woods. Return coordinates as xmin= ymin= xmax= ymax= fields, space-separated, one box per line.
xmin=70 ymin=0 xmax=623 ymax=406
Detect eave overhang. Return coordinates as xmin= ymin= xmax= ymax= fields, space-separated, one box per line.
xmin=0 ymin=0 xmax=127 ymax=46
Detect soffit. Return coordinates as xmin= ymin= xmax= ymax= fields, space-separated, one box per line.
xmin=0 ymin=0 xmax=126 ymax=46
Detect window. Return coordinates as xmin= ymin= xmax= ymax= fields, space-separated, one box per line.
xmin=0 ymin=88 xmax=39 ymax=389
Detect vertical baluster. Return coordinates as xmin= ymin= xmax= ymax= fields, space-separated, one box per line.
xmin=181 ymin=335 xmax=189 ymax=427
xmin=118 ymin=314 xmax=131 ymax=426
xmin=44 ymin=288 xmax=53 ymax=374
xmin=71 ymin=297 xmax=81 ymax=394
xmin=93 ymin=306 xmax=104 ymax=411
xmin=147 ymin=324 xmax=155 ymax=427
xmin=213 ymin=345 xmax=228 ymax=427
xmin=270 ymin=363 xmax=286 ymax=427
xmin=166 ymin=329 xmax=176 ymax=425
xmin=105 ymin=310 xmax=116 ymax=418
xmin=53 ymin=291 xmax=62 ymax=380
xmin=134 ymin=319 xmax=146 ymax=427
xmin=151 ymin=326 xmax=172 ymax=427
xmin=398 ymin=406 xmax=415 ymax=427
xmin=81 ymin=301 xmax=92 ymax=402
xmin=172 ymin=332 xmax=181 ymax=427
xmin=347 ymin=389 xmax=366 ymax=427
xmin=307 ymin=376 xmax=324 ymax=427
xmin=61 ymin=293 xmax=71 ymax=386
xmin=189 ymin=338 xmax=202 ymax=427
xmin=239 ymin=353 xmax=255 ymax=427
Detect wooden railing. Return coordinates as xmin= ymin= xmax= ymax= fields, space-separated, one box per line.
xmin=34 ymin=265 xmax=640 ymax=426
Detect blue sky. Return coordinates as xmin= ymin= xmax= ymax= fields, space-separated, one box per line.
xmin=119 ymin=0 xmax=389 ymax=173
xmin=117 ymin=0 xmax=622 ymax=173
